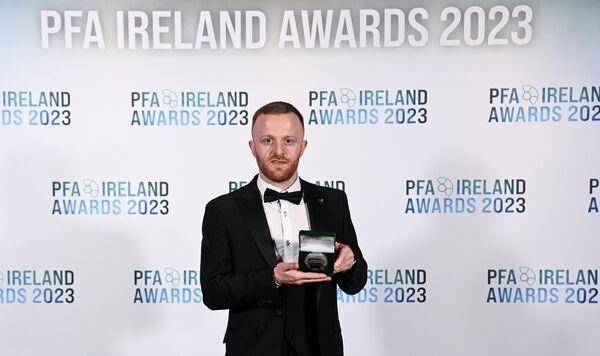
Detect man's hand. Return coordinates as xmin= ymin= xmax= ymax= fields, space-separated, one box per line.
xmin=333 ymin=242 xmax=355 ymax=273
xmin=274 ymin=262 xmax=331 ymax=285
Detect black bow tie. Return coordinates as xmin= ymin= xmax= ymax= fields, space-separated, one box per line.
xmin=264 ymin=188 xmax=303 ymax=205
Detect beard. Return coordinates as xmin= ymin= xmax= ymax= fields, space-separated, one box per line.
xmin=256 ymin=153 xmax=300 ymax=184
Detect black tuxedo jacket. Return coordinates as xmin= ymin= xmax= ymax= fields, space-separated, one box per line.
xmin=201 ymin=176 xmax=367 ymax=356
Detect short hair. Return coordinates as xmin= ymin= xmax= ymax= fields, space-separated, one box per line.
xmin=251 ymin=101 xmax=304 ymax=129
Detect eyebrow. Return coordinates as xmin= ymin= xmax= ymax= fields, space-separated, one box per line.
xmin=260 ymin=134 xmax=298 ymax=139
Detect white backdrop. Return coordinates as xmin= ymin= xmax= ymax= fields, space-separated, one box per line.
xmin=1 ymin=1 xmax=599 ymax=355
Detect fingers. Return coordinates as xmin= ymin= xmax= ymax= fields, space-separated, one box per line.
xmin=333 ymin=244 xmax=355 ymax=273
xmin=274 ymin=262 xmax=300 ymax=285
xmin=274 ymin=264 xmax=332 ymax=285
xmin=292 ymin=276 xmax=331 ymax=284
xmin=288 ymin=271 xmax=331 ymax=285
xmin=289 ymin=270 xmax=329 ymax=280
xmin=277 ymin=262 xmax=299 ymax=271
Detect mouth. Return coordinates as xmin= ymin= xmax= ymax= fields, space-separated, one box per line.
xmin=270 ymin=159 xmax=288 ymax=166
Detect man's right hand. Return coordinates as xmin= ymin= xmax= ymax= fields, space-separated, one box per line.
xmin=274 ymin=262 xmax=331 ymax=285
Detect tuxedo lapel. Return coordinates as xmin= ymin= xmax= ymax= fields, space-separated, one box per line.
xmin=301 ymin=179 xmax=328 ymax=231
xmin=235 ymin=177 xmax=279 ymax=268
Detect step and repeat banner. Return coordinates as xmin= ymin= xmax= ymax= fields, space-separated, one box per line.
xmin=1 ymin=0 xmax=599 ymax=355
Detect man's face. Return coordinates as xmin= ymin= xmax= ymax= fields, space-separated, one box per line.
xmin=249 ymin=112 xmax=307 ymax=187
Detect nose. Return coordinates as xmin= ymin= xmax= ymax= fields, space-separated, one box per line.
xmin=273 ymin=140 xmax=285 ymax=156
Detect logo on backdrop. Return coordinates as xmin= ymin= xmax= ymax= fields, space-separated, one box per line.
xmin=338 ymin=268 xmax=426 ymax=304
xmin=133 ymin=268 xmax=202 ymax=304
xmin=51 ymin=179 xmax=170 ymax=216
xmin=1 ymin=91 xmax=71 ymax=126
xmin=588 ymin=178 xmax=600 ymax=213
xmin=487 ymin=268 xmax=599 ymax=304
xmin=130 ymin=90 xmax=248 ymax=126
xmin=404 ymin=178 xmax=526 ymax=214
xmin=228 ymin=179 xmax=346 ymax=193
xmin=308 ymin=88 xmax=427 ymax=126
xmin=0 ymin=270 xmax=75 ymax=304
xmin=488 ymin=85 xmax=600 ymax=124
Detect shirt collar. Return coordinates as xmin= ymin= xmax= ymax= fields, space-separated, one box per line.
xmin=257 ymin=174 xmax=302 ymax=202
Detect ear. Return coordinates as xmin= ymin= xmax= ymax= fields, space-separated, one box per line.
xmin=299 ymin=139 xmax=308 ymax=157
xmin=249 ymin=140 xmax=257 ymax=158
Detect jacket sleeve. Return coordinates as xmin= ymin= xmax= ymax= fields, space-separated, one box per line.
xmin=200 ymin=200 xmax=280 ymax=310
xmin=333 ymin=191 xmax=368 ymax=295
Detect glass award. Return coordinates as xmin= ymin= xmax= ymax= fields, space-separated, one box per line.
xmin=298 ymin=230 xmax=336 ymax=275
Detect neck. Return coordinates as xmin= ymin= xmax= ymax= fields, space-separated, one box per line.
xmin=259 ymin=172 xmax=298 ymax=190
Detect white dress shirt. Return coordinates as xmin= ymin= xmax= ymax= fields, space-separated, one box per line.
xmin=257 ymin=175 xmax=311 ymax=263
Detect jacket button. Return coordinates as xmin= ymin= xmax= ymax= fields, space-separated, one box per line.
xmin=275 ymin=309 xmax=283 ymax=317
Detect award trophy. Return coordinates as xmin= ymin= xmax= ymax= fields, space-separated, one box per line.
xmin=298 ymin=230 xmax=336 ymax=275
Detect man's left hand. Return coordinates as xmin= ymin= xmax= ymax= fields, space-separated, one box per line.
xmin=333 ymin=242 xmax=355 ymax=273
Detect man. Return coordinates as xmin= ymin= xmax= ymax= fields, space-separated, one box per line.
xmin=201 ymin=101 xmax=367 ymax=356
